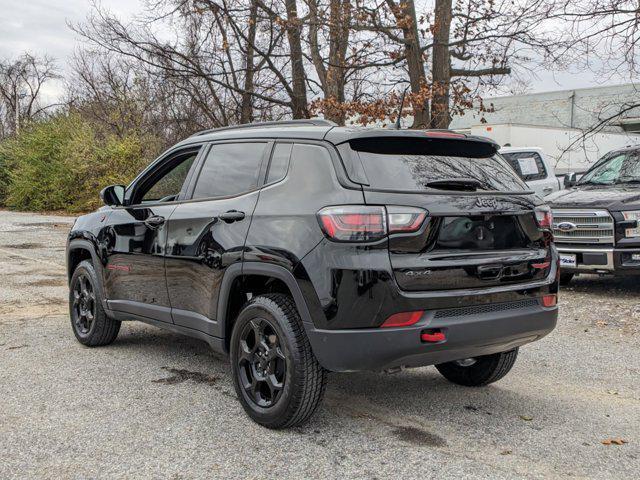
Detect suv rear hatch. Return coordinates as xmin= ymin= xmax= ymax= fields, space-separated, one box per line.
xmin=337 ymin=134 xmax=552 ymax=291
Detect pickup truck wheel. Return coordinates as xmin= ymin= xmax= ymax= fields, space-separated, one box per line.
xmin=69 ymin=260 xmax=120 ymax=346
xmin=230 ymin=293 xmax=327 ymax=429
xmin=435 ymin=348 xmax=518 ymax=387
xmin=559 ymin=273 xmax=574 ymax=286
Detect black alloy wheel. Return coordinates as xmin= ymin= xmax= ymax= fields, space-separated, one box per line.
xmin=72 ymin=273 xmax=96 ymax=335
xmin=236 ymin=317 xmax=287 ymax=408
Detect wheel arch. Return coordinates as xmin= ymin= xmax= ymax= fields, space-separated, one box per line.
xmin=67 ymin=239 xmax=102 ymax=283
xmin=218 ymin=262 xmax=316 ymax=352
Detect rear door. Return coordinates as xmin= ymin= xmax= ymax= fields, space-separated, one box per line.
xmin=164 ymin=141 xmax=271 ymax=336
xmin=341 ymin=137 xmax=552 ymax=292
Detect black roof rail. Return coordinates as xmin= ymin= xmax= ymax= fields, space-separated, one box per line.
xmin=190 ymin=118 xmax=337 ymax=137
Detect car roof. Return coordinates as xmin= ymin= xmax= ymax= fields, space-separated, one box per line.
xmin=174 ymin=120 xmax=499 ymax=151
xmin=175 ymin=125 xmax=333 ymax=147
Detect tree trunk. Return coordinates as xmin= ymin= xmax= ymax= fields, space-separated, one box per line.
xmin=389 ymin=0 xmax=429 ymax=128
xmin=326 ymin=0 xmax=351 ymax=124
xmin=430 ymin=0 xmax=453 ymax=129
xmin=240 ymin=0 xmax=258 ymax=123
xmin=284 ymin=0 xmax=309 ymax=119
xmin=309 ymin=0 xmax=351 ymax=124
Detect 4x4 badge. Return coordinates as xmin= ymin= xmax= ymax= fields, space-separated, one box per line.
xmin=475 ymin=197 xmax=498 ymax=209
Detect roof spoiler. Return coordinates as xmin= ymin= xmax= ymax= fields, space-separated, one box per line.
xmin=347 ymin=133 xmax=499 ymax=158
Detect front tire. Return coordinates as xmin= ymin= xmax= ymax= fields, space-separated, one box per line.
xmin=435 ymin=348 xmax=519 ymax=387
xmin=230 ymin=293 xmax=327 ymax=429
xmin=69 ymin=260 xmax=120 ymax=346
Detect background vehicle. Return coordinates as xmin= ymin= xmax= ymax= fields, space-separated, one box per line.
xmin=547 ymin=146 xmax=640 ymax=285
xmin=66 ymin=120 xmax=559 ymax=428
xmin=459 ymin=123 xmax=640 ymax=174
xmin=500 ymin=147 xmax=562 ymax=197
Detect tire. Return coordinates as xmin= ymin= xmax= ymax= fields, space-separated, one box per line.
xmin=69 ymin=260 xmax=120 ymax=346
xmin=435 ymin=348 xmax=519 ymax=387
xmin=230 ymin=293 xmax=327 ymax=429
xmin=559 ymin=272 xmax=574 ymax=286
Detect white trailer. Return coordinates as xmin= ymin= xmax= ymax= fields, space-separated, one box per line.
xmin=457 ymin=123 xmax=640 ymax=174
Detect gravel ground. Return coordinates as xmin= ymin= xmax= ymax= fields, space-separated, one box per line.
xmin=1 ymin=209 xmax=638 ymax=479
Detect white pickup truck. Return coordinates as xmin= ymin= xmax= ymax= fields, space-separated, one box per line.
xmin=499 ymin=147 xmax=562 ymax=197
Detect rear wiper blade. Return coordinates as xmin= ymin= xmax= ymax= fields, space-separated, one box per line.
xmin=425 ymin=178 xmax=487 ymax=191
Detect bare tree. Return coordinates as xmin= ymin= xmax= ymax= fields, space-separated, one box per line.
xmin=0 ymin=53 xmax=59 ymax=137
xmin=553 ymin=1 xmax=640 ymax=132
xmin=353 ymin=0 xmax=563 ymax=129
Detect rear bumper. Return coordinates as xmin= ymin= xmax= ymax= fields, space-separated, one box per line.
xmin=306 ymin=301 xmax=557 ymax=372
xmin=557 ymin=245 xmax=640 ymax=274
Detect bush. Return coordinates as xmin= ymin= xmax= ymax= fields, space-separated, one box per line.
xmin=0 ymin=113 xmax=161 ymax=213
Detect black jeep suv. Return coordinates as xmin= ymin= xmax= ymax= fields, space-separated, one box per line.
xmin=66 ymin=119 xmax=558 ymax=428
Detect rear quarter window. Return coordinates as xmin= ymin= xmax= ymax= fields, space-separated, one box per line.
xmin=266 ymin=143 xmax=293 ymax=184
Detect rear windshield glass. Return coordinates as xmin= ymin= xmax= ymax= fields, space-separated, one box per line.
xmin=348 ymin=141 xmax=528 ymax=192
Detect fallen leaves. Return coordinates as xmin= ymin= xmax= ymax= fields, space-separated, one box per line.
xmin=519 ymin=415 xmax=534 ymax=421
xmin=601 ymin=438 xmax=628 ymax=446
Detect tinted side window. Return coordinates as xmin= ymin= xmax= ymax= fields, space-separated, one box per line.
xmin=138 ymin=151 xmax=199 ymax=203
xmin=192 ymin=142 xmax=267 ymax=199
xmin=266 ymin=143 xmax=293 ymax=183
xmin=501 ymin=152 xmax=547 ymax=181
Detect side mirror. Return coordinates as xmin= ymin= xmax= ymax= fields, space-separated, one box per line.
xmin=564 ymin=172 xmax=577 ymax=188
xmin=100 ymin=185 xmax=126 ymax=206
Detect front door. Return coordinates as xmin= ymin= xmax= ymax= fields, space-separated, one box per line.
xmin=103 ymin=147 xmax=202 ymax=322
xmin=164 ymin=141 xmax=271 ymax=335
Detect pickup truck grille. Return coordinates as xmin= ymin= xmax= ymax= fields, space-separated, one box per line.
xmin=551 ymin=209 xmax=614 ymax=245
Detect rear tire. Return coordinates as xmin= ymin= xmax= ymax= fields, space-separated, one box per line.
xmin=69 ymin=260 xmax=120 ymax=346
xmin=559 ymin=272 xmax=574 ymax=286
xmin=435 ymin=348 xmax=519 ymax=387
xmin=230 ymin=293 xmax=327 ymax=429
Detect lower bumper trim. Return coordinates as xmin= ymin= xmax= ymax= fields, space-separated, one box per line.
xmin=306 ymin=306 xmax=558 ymax=372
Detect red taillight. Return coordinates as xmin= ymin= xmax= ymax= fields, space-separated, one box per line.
xmin=542 ymin=294 xmax=557 ymax=307
xmin=387 ymin=207 xmax=428 ymax=233
xmin=318 ymin=206 xmax=428 ymax=242
xmin=380 ymin=310 xmax=424 ymax=328
xmin=531 ymin=261 xmax=550 ymax=269
xmin=535 ymin=207 xmax=553 ymax=229
xmin=318 ymin=206 xmax=386 ymax=242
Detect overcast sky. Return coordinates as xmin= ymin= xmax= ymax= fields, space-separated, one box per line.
xmin=0 ymin=0 xmax=635 ymax=102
